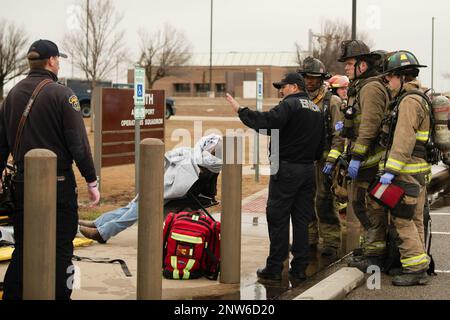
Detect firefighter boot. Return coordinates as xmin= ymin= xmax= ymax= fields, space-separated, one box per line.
xmin=392 ymin=271 xmax=429 ymax=286
xmin=348 ymin=256 xmax=384 ymax=272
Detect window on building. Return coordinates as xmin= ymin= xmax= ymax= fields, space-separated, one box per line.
xmin=195 ymin=83 xmax=210 ymax=93
xmin=216 ymin=83 xmax=226 ymax=93
xmin=174 ymin=83 xmax=191 ymax=93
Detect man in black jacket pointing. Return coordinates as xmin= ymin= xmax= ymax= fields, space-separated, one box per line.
xmin=225 ymin=72 xmax=324 ymax=281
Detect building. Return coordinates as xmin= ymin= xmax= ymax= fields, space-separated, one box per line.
xmin=128 ymin=52 xmax=305 ymax=98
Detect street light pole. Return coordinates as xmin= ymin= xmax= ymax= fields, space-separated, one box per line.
xmin=431 ymin=17 xmax=435 ymax=90
xmin=209 ymin=0 xmax=213 ymax=97
xmin=352 ymin=0 xmax=357 ymax=40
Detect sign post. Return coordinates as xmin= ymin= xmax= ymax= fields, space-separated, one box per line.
xmin=134 ymin=67 xmax=146 ymax=195
xmin=254 ymin=69 xmax=263 ymax=182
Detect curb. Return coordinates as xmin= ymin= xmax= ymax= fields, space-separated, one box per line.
xmin=294 ymin=267 xmax=365 ymax=300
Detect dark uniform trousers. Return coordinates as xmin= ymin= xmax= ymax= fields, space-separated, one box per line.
xmin=3 ymin=169 xmax=78 ymax=300
xmin=266 ymin=162 xmax=316 ymax=273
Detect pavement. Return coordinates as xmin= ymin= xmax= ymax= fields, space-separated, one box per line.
xmin=345 ymin=205 xmax=450 ymax=300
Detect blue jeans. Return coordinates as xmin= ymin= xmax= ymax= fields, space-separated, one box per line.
xmin=94 ymin=200 xmax=138 ymax=241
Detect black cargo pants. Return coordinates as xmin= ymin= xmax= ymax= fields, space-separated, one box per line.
xmin=3 ymin=169 xmax=78 ymax=300
xmin=265 ymin=162 xmax=316 ymax=273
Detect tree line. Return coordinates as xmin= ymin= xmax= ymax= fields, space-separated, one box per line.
xmin=4 ymin=1 xmax=443 ymax=100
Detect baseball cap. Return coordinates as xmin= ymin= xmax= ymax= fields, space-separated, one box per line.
xmin=27 ymin=39 xmax=68 ymax=60
xmin=273 ymin=72 xmax=306 ymax=90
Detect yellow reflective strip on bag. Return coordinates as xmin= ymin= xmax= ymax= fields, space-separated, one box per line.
xmin=171 ymin=256 xmax=180 ymax=279
xmin=328 ymin=149 xmax=342 ymax=159
xmin=182 ymin=259 xmax=196 ymax=280
xmin=401 ymin=253 xmax=429 ymax=268
xmin=171 ymin=232 xmax=203 ymax=244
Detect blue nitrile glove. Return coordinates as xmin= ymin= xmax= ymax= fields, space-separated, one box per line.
xmin=348 ymin=160 xmax=361 ymax=179
xmin=335 ymin=121 xmax=344 ymax=132
xmin=322 ymin=163 xmax=334 ymax=175
xmin=380 ymin=172 xmax=395 ymax=185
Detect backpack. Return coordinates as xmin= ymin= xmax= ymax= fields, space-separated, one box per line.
xmin=162 ymin=210 xmax=220 ymax=280
xmin=384 ymin=200 xmax=436 ymax=276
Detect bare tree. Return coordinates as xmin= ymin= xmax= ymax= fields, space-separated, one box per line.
xmin=295 ymin=19 xmax=373 ymax=75
xmin=0 ymin=19 xmax=29 ymax=99
xmin=63 ymin=0 xmax=127 ymax=87
xmin=138 ymin=24 xmax=192 ymax=89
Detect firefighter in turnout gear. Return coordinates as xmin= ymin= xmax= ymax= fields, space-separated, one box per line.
xmin=299 ymin=57 xmax=345 ymax=256
xmin=378 ymin=50 xmax=431 ymax=286
xmin=337 ymin=40 xmax=391 ymax=271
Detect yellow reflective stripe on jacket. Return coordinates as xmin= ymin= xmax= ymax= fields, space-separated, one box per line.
xmin=328 ymin=149 xmax=342 ymax=160
xmin=401 ymin=163 xmax=432 ymax=174
xmin=182 ymin=259 xmax=196 ymax=280
xmin=385 ymin=158 xmax=406 ymax=171
xmin=353 ymin=143 xmax=368 ymax=155
xmin=171 ymin=256 xmax=180 ymax=279
xmin=416 ymin=131 xmax=429 ymax=142
xmin=171 ymin=232 xmax=203 ymax=244
xmin=361 ymin=151 xmax=383 ymax=168
xmin=385 ymin=158 xmax=431 ymax=174
xmin=401 ymin=253 xmax=429 ymax=268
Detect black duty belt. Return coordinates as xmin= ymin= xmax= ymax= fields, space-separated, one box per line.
xmin=72 ymin=255 xmax=132 ymax=277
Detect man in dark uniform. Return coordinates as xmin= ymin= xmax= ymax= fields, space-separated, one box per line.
xmin=225 ymin=72 xmax=324 ymax=281
xmin=0 ymin=39 xmax=100 ymax=299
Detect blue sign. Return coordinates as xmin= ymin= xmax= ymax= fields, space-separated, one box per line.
xmin=137 ymin=84 xmax=143 ymax=98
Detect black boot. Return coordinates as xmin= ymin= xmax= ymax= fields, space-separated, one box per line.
xmin=256 ymin=267 xmax=281 ymax=281
xmin=348 ymin=256 xmax=384 ymax=272
xmin=392 ymin=271 xmax=429 ymax=286
xmin=289 ymin=264 xmax=307 ymax=281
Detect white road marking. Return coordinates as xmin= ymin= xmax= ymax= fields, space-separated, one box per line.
xmin=431 ymin=232 xmax=450 ymax=235
xmin=435 ymin=270 xmax=450 ymax=274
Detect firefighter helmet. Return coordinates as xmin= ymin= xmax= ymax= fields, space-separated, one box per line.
xmin=372 ymin=50 xmax=389 ymax=72
xmin=328 ymin=75 xmax=350 ymax=88
xmin=298 ymin=56 xmax=331 ymax=79
xmin=338 ymin=40 xmax=380 ymax=62
xmin=383 ymin=50 xmax=427 ymax=74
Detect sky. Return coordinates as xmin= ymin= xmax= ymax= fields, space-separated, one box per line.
xmin=1 ymin=0 xmax=450 ymax=93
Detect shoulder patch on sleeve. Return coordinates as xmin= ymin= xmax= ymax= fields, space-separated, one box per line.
xmin=68 ymin=95 xmax=81 ymax=112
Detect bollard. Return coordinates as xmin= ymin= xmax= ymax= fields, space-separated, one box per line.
xmin=137 ymin=138 xmax=164 ymax=300
xmin=23 ymin=149 xmax=57 ymax=300
xmin=220 ymin=135 xmax=243 ymax=284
